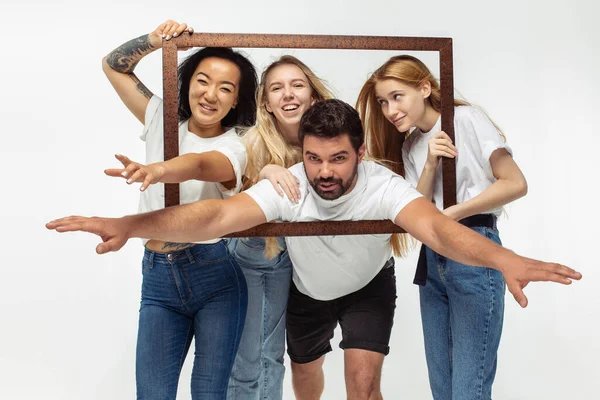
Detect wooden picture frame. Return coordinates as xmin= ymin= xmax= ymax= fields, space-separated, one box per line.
xmin=162 ymin=33 xmax=456 ymax=237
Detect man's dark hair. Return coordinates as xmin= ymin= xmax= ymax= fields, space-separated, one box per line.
xmin=178 ymin=47 xmax=258 ymax=128
xmin=298 ymin=99 xmax=364 ymax=152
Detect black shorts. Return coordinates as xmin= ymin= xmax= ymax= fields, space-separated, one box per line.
xmin=286 ymin=258 xmax=397 ymax=364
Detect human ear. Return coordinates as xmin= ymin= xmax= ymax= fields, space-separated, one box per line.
xmin=357 ymin=143 xmax=366 ymax=163
xmin=420 ymin=80 xmax=432 ymax=99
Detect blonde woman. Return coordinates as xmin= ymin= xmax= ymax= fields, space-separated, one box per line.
xmin=227 ymin=55 xmax=334 ymax=400
xmin=357 ymin=55 xmax=527 ymax=399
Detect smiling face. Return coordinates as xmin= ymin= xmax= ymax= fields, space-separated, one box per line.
xmin=374 ymin=78 xmax=431 ymax=132
xmin=302 ymin=134 xmax=365 ymax=200
xmin=264 ymin=64 xmax=314 ymax=143
xmin=187 ymin=57 xmax=241 ymax=135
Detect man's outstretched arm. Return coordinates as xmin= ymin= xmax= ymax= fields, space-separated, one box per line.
xmin=395 ymin=197 xmax=582 ymax=308
xmin=46 ymin=193 xmax=267 ymax=254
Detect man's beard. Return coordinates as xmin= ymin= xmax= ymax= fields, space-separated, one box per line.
xmin=308 ymin=163 xmax=359 ymax=200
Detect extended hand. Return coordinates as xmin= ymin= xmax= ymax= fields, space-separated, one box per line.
xmin=502 ymin=255 xmax=582 ymax=308
xmin=46 ymin=216 xmax=129 ymax=255
xmin=105 ymin=154 xmax=165 ymax=192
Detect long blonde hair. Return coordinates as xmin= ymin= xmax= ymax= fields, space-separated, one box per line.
xmin=243 ymin=55 xmax=334 ymax=258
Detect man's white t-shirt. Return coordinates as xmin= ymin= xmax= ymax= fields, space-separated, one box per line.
xmin=403 ymin=106 xmax=511 ymax=216
xmin=139 ymin=95 xmax=247 ymax=244
xmin=245 ymin=160 xmax=422 ymax=300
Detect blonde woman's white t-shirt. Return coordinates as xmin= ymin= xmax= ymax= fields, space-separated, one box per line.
xmin=402 ymin=106 xmax=511 ymax=216
xmin=245 ymin=160 xmax=422 ymax=300
xmin=139 ymin=95 xmax=247 ymax=244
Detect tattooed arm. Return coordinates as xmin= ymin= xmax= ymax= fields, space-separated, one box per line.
xmin=101 ymin=20 xmax=193 ymax=124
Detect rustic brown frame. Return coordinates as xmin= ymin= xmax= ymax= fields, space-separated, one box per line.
xmin=162 ymin=33 xmax=455 ymax=237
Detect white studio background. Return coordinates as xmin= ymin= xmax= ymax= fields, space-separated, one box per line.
xmin=1 ymin=0 xmax=598 ymax=398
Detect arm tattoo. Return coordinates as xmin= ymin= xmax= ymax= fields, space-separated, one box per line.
xmin=162 ymin=242 xmax=194 ymax=251
xmin=129 ymin=74 xmax=153 ymax=99
xmin=106 ymin=34 xmax=155 ymax=73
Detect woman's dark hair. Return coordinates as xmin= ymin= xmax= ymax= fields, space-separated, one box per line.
xmin=177 ymin=47 xmax=258 ymax=128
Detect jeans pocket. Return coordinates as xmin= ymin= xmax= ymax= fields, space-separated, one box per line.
xmin=484 ymin=227 xmax=502 ymax=246
xmin=191 ymin=242 xmax=230 ymax=265
xmin=239 ymin=237 xmax=266 ymax=250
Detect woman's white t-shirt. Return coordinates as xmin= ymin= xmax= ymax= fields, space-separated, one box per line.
xmin=138 ymin=95 xmax=247 ymax=244
xmin=402 ymin=106 xmax=511 ymax=216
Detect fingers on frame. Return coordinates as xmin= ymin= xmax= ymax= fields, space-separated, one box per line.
xmin=156 ymin=22 xmax=169 ymax=33
xmin=165 ymin=23 xmax=180 ymax=39
xmin=173 ymin=23 xmax=187 ymax=37
xmin=439 ymin=139 xmax=457 ymax=150
xmin=431 ymin=150 xmax=456 ymax=159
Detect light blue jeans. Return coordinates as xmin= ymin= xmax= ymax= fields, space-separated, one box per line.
xmin=226 ymin=237 xmax=292 ymax=400
xmin=420 ymin=226 xmax=506 ymax=400
xmin=137 ymin=242 xmax=248 ymax=400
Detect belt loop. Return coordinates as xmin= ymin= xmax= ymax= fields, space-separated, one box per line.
xmin=148 ymin=251 xmax=154 ymax=269
xmin=185 ymin=247 xmax=195 ymax=264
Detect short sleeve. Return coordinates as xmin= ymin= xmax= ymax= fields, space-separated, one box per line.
xmin=213 ymin=134 xmax=248 ymax=197
xmin=380 ymin=174 xmax=423 ymax=221
xmin=402 ymin=142 xmax=419 ymax=186
xmin=140 ymin=95 xmax=163 ymax=142
xmin=464 ymin=107 xmax=512 ymax=166
xmin=244 ymin=179 xmax=286 ymax=222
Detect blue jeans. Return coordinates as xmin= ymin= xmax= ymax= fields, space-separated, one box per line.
xmin=420 ymin=226 xmax=506 ymax=400
xmin=226 ymin=237 xmax=292 ymax=400
xmin=137 ymin=242 xmax=248 ymax=400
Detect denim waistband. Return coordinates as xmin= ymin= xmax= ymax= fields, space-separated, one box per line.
xmin=413 ymin=214 xmax=496 ymax=286
xmin=143 ymin=241 xmax=225 ymax=264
